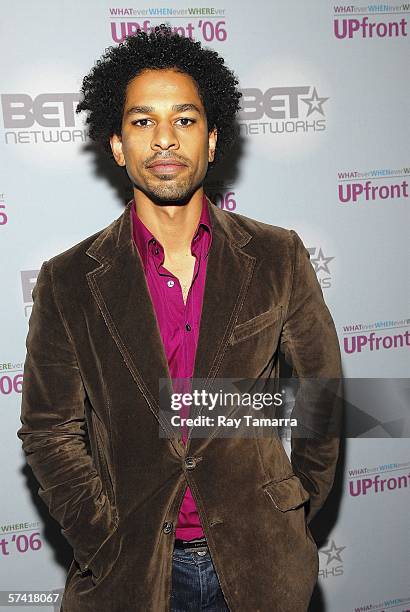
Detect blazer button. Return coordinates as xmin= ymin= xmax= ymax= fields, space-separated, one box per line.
xmin=185 ymin=456 xmax=196 ymax=470
xmin=163 ymin=521 xmax=173 ymax=534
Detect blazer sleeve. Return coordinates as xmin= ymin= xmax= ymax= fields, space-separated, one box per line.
xmin=17 ymin=260 xmax=118 ymax=573
xmin=279 ymin=229 xmax=343 ymax=525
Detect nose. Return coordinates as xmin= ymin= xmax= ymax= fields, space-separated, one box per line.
xmin=151 ymin=121 xmax=180 ymax=151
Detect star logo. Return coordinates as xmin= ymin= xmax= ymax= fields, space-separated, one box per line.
xmin=301 ymin=88 xmax=329 ymax=117
xmin=320 ymin=539 xmax=346 ymax=565
xmin=309 ymin=247 xmax=335 ymax=274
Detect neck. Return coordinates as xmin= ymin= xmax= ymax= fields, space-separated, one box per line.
xmin=132 ymin=187 xmax=205 ymax=256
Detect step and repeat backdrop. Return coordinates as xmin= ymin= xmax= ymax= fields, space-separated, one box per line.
xmin=1 ymin=1 xmax=409 ymax=611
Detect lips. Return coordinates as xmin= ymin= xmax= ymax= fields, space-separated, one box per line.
xmin=147 ymin=159 xmax=187 ymax=175
xmin=148 ymin=157 xmax=186 ymax=174
xmin=147 ymin=159 xmax=186 ymax=168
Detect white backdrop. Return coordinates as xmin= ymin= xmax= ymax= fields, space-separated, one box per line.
xmin=1 ymin=1 xmax=409 ymax=610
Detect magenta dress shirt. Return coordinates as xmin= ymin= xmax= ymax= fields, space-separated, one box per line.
xmin=130 ymin=194 xmax=212 ymax=541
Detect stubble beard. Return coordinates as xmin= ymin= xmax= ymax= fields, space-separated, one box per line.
xmin=141 ymin=168 xmax=202 ymax=204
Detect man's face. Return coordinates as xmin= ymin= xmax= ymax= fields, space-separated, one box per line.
xmin=110 ymin=68 xmax=217 ymax=203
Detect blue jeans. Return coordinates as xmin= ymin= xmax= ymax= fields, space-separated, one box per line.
xmin=170 ymin=546 xmax=230 ymax=611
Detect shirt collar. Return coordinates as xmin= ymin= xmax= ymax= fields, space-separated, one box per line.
xmin=130 ymin=193 xmax=213 ymax=271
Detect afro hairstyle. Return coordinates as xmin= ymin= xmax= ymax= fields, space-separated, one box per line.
xmin=76 ymin=24 xmax=243 ymax=168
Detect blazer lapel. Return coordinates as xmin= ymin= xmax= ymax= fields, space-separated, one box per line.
xmin=187 ymin=201 xmax=256 ymax=451
xmin=85 ymin=198 xmax=255 ymax=457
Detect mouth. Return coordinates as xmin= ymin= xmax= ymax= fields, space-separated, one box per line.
xmin=146 ymin=159 xmax=188 ymax=175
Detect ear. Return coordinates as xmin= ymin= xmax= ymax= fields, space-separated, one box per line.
xmin=208 ymin=127 xmax=218 ymax=163
xmin=110 ymin=133 xmax=126 ymax=166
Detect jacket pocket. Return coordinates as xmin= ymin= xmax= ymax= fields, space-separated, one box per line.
xmin=229 ymin=304 xmax=283 ymax=346
xmin=65 ymin=515 xmax=121 ymax=586
xmin=87 ymin=524 xmax=122 ymax=586
xmin=262 ymin=474 xmax=310 ymax=511
xmin=93 ymin=415 xmax=117 ymax=513
xmin=61 ymin=494 xmax=120 ymax=579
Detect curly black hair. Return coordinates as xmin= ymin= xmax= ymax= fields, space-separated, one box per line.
xmin=76 ymin=24 xmax=242 ymax=168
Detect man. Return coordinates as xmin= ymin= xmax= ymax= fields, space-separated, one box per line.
xmin=17 ymin=25 xmax=343 ymax=612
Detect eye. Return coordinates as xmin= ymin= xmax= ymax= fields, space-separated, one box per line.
xmin=130 ymin=117 xmax=196 ymax=128
xmin=175 ymin=117 xmax=196 ymax=127
xmin=130 ymin=118 xmax=153 ymax=127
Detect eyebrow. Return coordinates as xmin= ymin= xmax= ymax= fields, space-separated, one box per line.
xmin=125 ymin=103 xmax=202 ymax=116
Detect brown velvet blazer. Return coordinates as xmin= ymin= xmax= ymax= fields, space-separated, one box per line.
xmin=17 ymin=198 xmax=343 ymax=612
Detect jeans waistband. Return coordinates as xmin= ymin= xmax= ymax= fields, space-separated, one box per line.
xmin=174 ymin=537 xmax=208 ymax=552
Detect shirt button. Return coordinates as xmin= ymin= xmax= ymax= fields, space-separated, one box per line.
xmin=152 ymin=239 xmax=156 ymax=245
xmin=154 ymin=248 xmax=159 ymax=255
xmin=167 ymin=280 xmax=175 ymax=288
xmin=185 ymin=323 xmax=191 ymax=331
xmin=162 ymin=521 xmax=173 ymax=534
